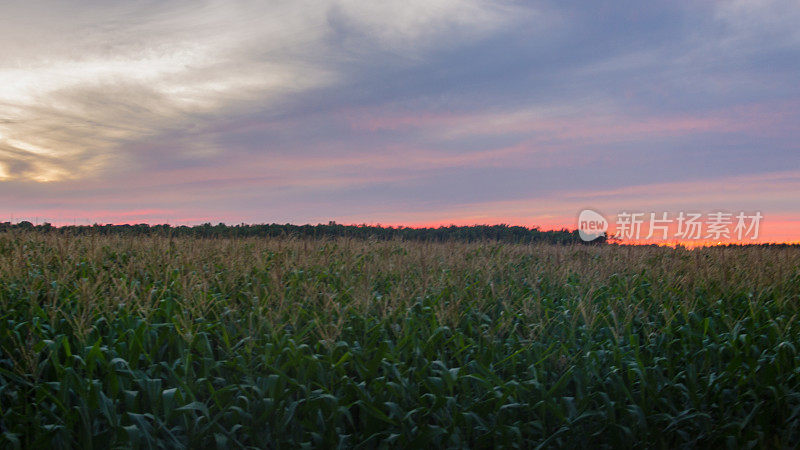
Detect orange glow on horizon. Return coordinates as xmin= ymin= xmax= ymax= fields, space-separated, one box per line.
xmin=3 ymin=212 xmax=798 ymax=246
xmin=364 ymin=215 xmax=799 ymax=246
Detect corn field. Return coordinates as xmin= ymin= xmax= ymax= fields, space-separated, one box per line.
xmin=1 ymin=231 xmax=800 ymax=448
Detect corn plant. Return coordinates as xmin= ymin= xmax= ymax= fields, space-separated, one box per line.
xmin=1 ymin=232 xmax=799 ymax=448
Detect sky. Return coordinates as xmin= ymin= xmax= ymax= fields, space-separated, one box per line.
xmin=1 ymin=0 xmax=798 ymax=242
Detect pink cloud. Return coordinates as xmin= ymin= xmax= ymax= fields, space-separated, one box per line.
xmin=345 ymin=99 xmax=799 ymax=144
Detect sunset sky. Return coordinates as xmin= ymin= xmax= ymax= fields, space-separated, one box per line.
xmin=1 ymin=1 xmax=798 ymax=242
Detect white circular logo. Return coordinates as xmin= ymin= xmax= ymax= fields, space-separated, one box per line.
xmin=578 ymin=209 xmax=608 ymax=241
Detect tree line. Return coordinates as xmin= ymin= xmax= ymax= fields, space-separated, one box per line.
xmin=0 ymin=221 xmax=605 ymax=244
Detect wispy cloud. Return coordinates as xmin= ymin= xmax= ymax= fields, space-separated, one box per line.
xmin=0 ymin=0 xmax=798 ymax=240
xmin=0 ymin=0 xmax=523 ymax=182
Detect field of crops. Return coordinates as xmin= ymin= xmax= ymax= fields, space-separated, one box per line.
xmin=1 ymin=232 xmax=799 ymax=448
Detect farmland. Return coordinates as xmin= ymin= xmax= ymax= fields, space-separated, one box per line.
xmin=1 ymin=231 xmax=800 ymax=448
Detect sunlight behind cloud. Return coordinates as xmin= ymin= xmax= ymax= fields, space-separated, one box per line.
xmin=0 ymin=0 xmax=521 ymax=183
xmin=0 ymin=40 xmax=334 ymax=181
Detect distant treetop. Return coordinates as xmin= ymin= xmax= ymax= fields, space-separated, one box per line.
xmin=0 ymin=221 xmax=605 ymax=245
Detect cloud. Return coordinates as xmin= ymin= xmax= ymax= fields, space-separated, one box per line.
xmin=327 ymin=0 xmax=528 ymax=55
xmin=0 ymin=0 xmax=798 ymax=240
xmin=0 ymin=0 xmax=523 ymax=182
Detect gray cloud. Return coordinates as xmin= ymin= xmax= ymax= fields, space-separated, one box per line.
xmin=0 ymin=0 xmax=798 ymax=236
